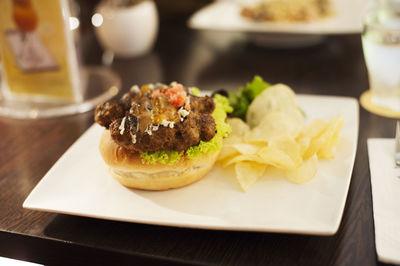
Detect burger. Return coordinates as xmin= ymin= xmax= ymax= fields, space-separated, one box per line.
xmin=94 ymin=82 xmax=232 ymax=190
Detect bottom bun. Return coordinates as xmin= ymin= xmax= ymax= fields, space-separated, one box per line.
xmin=99 ymin=130 xmax=220 ymax=190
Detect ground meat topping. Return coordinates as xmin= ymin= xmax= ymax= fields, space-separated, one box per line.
xmin=94 ymin=101 xmax=125 ymax=128
xmin=95 ymin=83 xmax=216 ymax=152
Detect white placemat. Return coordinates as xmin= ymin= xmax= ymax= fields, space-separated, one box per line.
xmin=368 ymin=139 xmax=400 ymax=265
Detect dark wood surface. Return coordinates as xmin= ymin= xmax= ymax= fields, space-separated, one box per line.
xmin=0 ymin=18 xmax=397 ymax=266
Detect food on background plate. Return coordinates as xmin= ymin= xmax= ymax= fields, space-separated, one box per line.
xmin=241 ymin=0 xmax=333 ymax=22
xmin=95 ymin=82 xmax=232 ymax=190
xmin=216 ymin=80 xmax=344 ymax=192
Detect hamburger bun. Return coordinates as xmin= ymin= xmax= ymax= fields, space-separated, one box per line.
xmin=99 ymin=130 xmax=220 ymax=190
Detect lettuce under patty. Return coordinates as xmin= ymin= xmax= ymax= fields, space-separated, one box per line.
xmin=140 ymin=94 xmax=232 ymax=165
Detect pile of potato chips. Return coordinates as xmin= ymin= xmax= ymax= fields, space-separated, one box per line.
xmin=217 ymin=84 xmax=344 ymax=191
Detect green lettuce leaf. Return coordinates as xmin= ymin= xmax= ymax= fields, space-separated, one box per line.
xmin=242 ymin=75 xmax=270 ymax=101
xmin=140 ymin=150 xmax=183 ymax=165
xmin=227 ymin=75 xmax=270 ymax=121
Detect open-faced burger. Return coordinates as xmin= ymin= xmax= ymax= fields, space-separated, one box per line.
xmin=94 ymin=82 xmax=232 ymax=190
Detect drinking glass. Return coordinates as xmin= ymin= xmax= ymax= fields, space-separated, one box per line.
xmin=0 ymin=0 xmax=120 ymax=119
xmin=362 ymin=4 xmax=400 ymax=112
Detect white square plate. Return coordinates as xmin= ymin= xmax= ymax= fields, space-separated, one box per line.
xmin=188 ymin=0 xmax=370 ymax=34
xmin=368 ymin=139 xmax=400 ymax=264
xmin=23 ymin=95 xmax=358 ymax=235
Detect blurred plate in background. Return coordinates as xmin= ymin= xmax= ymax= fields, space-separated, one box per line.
xmin=188 ymin=0 xmax=370 ymax=47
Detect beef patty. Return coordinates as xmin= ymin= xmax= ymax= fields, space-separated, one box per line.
xmin=95 ymin=83 xmax=216 ymax=152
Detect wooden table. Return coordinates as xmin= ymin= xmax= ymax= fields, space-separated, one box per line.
xmin=0 ymin=20 xmax=395 ymax=266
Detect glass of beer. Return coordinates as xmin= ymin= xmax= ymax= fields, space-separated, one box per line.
xmin=0 ymin=0 xmax=120 ymax=119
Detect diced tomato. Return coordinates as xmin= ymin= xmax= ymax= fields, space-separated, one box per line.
xmin=165 ymin=83 xmax=188 ymax=108
xmin=151 ymin=83 xmax=189 ymax=109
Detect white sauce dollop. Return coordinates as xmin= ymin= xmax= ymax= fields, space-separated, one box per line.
xmin=119 ymin=116 xmax=126 ymax=135
xmin=178 ymin=107 xmax=190 ymax=122
xmin=161 ymin=119 xmax=175 ymax=128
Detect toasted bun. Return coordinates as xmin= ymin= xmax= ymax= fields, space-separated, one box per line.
xmin=99 ymin=130 xmax=220 ymax=190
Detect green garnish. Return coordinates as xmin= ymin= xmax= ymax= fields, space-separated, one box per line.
xmin=227 ymin=75 xmax=270 ymax=120
xmin=242 ymin=75 xmax=270 ymax=101
xmin=228 ymin=92 xmax=249 ymax=121
xmin=141 ymin=150 xmax=183 ymax=165
xmin=190 ymin=87 xmax=201 ymax=96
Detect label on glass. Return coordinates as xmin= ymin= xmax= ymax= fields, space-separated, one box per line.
xmin=0 ymin=0 xmax=81 ymax=102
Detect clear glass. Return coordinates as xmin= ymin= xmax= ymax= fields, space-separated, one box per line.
xmin=0 ymin=0 xmax=120 ymax=119
xmin=362 ymin=8 xmax=400 ymax=111
xmin=0 ymin=66 xmax=120 ymax=119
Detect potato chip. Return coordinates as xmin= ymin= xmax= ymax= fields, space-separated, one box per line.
xmin=219 ymin=146 xmax=240 ymax=162
xmin=246 ymin=83 xmax=301 ymax=128
xmin=299 ymin=118 xmax=328 ymax=139
xmin=218 ymin=135 xmax=242 ymax=161
xmin=285 ymin=154 xmax=318 ymax=184
xmin=222 ymin=154 xmax=266 ymax=168
xmin=219 ymin=155 xmax=239 ymax=168
xmin=269 ymin=135 xmax=302 ymax=167
xmin=302 ymin=115 xmax=344 ymax=159
xmin=219 ymin=82 xmax=344 ymax=191
xmin=227 ymin=118 xmax=250 ymax=137
xmin=233 ymin=143 xmax=260 ymax=155
xmin=224 ymin=135 xmax=243 ymax=145
xmin=317 ymin=116 xmax=344 ymax=159
xmin=245 ymin=110 xmax=304 ymax=144
xmin=297 ymin=135 xmax=311 ymax=157
xmin=257 ymin=146 xmax=296 ymax=169
xmin=300 ymin=119 xmax=329 ymax=159
xmin=235 ymin=162 xmax=267 ymax=192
